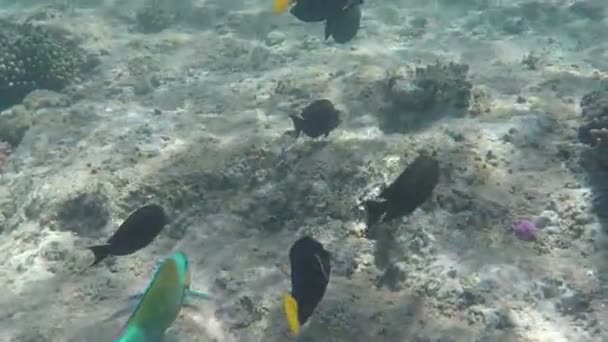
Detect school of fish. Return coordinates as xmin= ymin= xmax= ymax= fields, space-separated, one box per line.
xmin=73 ymin=1 xmax=443 ymax=339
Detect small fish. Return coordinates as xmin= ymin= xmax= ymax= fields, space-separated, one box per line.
xmin=289 ymin=99 xmax=341 ymax=139
xmin=364 ymin=154 xmax=440 ymax=227
xmin=283 ymin=236 xmax=331 ymax=336
xmin=114 ymin=252 xmax=211 ymax=342
xmin=325 ymin=3 xmax=362 ymax=44
xmin=87 ymin=204 xmax=168 ymax=267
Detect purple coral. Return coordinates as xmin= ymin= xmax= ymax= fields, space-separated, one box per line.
xmin=513 ymin=219 xmax=537 ymax=241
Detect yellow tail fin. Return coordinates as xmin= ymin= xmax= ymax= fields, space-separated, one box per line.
xmin=273 ymin=0 xmax=291 ymax=14
xmin=283 ymin=293 xmax=300 ymax=335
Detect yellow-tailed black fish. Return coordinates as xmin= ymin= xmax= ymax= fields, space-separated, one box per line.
xmin=364 ymin=154 xmax=440 ymax=227
xmin=289 ymin=99 xmax=341 ymax=139
xmin=87 ymin=204 xmax=168 ymax=267
xmin=283 ymin=236 xmax=331 ymax=336
xmin=273 ymin=0 xmax=363 ymax=43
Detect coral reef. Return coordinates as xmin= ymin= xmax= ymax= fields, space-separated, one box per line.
xmin=0 ymin=20 xmax=90 ymax=111
xmin=578 ymin=88 xmax=608 ymax=168
xmin=379 ymin=61 xmax=472 ymax=133
xmin=135 ymin=0 xmax=193 ymax=33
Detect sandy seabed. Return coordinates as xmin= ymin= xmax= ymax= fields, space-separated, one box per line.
xmin=0 ymin=0 xmax=607 ymax=341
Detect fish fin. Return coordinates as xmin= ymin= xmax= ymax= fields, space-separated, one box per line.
xmin=182 ymin=289 xmax=212 ymax=308
xmin=273 ymin=0 xmax=291 ymax=14
xmin=187 ymin=289 xmax=212 ymax=300
xmin=127 ymin=292 xmax=145 ymax=305
xmin=289 ymin=115 xmax=303 ymax=138
xmin=363 ymin=200 xmax=387 ymax=227
xmin=324 ymin=21 xmax=332 ymax=40
xmin=283 ymin=293 xmax=300 ymax=336
xmin=87 ymin=244 xmax=111 ymax=267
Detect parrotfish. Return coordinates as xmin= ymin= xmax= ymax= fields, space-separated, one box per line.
xmin=87 ymin=204 xmax=168 ymax=267
xmin=283 ymin=236 xmax=331 ymax=337
xmin=114 ymin=251 xmax=211 ymax=342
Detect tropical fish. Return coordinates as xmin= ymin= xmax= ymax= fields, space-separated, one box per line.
xmin=364 ymin=154 xmax=440 ymax=227
xmin=87 ymin=204 xmax=168 ymax=267
xmin=325 ymin=3 xmax=362 ymax=44
xmin=273 ymin=0 xmax=364 ymax=43
xmin=114 ymin=251 xmax=211 ymax=342
xmin=290 ymin=0 xmax=330 ymax=22
xmin=273 ymin=0 xmax=293 ymax=14
xmin=283 ymin=236 xmax=331 ymax=336
xmin=289 ymin=99 xmax=341 ymax=139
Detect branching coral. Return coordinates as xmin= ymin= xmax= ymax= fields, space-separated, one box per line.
xmin=578 ymin=89 xmax=608 ymax=168
xmin=379 ymin=61 xmax=472 ymax=133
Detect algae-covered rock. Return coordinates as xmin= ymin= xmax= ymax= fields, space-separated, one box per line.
xmin=135 ymin=0 xmax=176 ymax=33
xmin=0 ymin=105 xmax=35 ymax=147
xmin=135 ymin=0 xmax=193 ymax=33
xmin=380 ymin=61 xmax=472 ymax=133
xmin=55 ymin=189 xmax=110 ymax=237
xmin=0 ymin=20 xmax=90 ymax=111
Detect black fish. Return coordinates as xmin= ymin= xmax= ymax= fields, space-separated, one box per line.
xmin=87 ymin=204 xmax=168 ymax=267
xmin=290 ymin=0 xmax=357 ymax=22
xmin=287 ymin=0 xmax=363 ymax=43
xmin=325 ymin=4 xmax=361 ymax=44
xmin=364 ymin=155 xmax=440 ymax=226
xmin=290 ymin=0 xmax=328 ymax=22
xmin=284 ymin=236 xmax=331 ymax=335
xmin=289 ymin=99 xmax=341 ymax=138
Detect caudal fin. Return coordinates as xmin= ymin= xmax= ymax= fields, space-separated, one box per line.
xmin=87 ymin=244 xmax=111 ymax=267
xmin=289 ymin=115 xmax=303 ymax=138
xmin=283 ymin=293 xmax=301 ymax=336
xmin=363 ymin=200 xmax=387 ymax=227
xmin=273 ymin=0 xmax=291 ymax=14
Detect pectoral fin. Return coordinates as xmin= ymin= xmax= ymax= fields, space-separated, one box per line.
xmin=183 ymin=289 xmax=212 ymax=307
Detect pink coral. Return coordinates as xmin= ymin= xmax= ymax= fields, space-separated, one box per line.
xmin=513 ymin=219 xmax=537 ymax=241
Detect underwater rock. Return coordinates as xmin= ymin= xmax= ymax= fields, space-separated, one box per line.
xmin=467 ymin=306 xmax=514 ymax=330
xmin=468 ymin=86 xmax=493 ymax=117
xmin=380 ymin=61 xmax=472 ymax=133
xmin=578 ymin=89 xmax=608 ymax=169
xmin=135 ymin=0 xmax=185 ymax=33
xmin=55 ymin=190 xmax=110 ymax=237
xmin=557 ymin=290 xmax=592 ymax=316
xmin=568 ymin=1 xmax=605 ymax=21
xmin=0 ymin=105 xmax=35 ymax=148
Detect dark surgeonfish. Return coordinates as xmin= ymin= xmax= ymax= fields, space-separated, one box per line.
xmin=364 ymin=154 xmax=440 ymax=227
xmin=273 ymin=0 xmax=363 ymax=43
xmin=87 ymin=204 xmax=168 ymax=267
xmin=325 ymin=3 xmax=362 ymax=44
xmin=289 ymin=99 xmax=341 ymax=138
xmin=283 ymin=236 xmax=331 ymax=336
xmin=289 ymin=0 xmax=327 ymax=22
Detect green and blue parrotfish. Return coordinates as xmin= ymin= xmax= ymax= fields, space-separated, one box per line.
xmin=114 ymin=251 xmax=211 ymax=342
